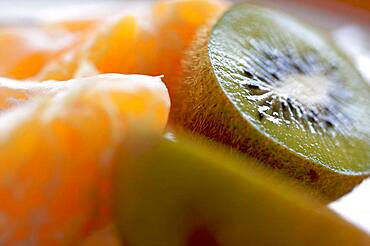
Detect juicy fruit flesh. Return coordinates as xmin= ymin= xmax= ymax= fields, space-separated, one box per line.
xmin=115 ymin=136 xmax=370 ymax=246
xmin=0 ymin=74 xmax=170 ymax=245
xmin=209 ymin=4 xmax=370 ymax=173
xmin=36 ymin=0 xmax=227 ymax=97
xmin=151 ymin=0 xmax=227 ymax=95
xmin=0 ymin=77 xmax=67 ymax=110
xmin=0 ymin=26 xmax=81 ymax=79
xmin=81 ymin=0 xmax=227 ymax=95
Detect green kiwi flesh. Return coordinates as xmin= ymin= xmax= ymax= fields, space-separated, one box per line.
xmin=114 ymin=135 xmax=370 ymax=246
xmin=172 ymin=4 xmax=370 ymax=201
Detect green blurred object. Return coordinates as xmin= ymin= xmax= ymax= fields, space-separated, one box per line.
xmin=114 ymin=134 xmax=370 ymax=246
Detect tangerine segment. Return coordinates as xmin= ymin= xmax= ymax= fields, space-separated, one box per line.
xmin=0 ymin=77 xmax=68 ymax=110
xmin=39 ymin=12 xmax=158 ymax=81
xmin=36 ymin=49 xmax=99 ymax=81
xmin=89 ymin=15 xmax=159 ymax=76
xmin=38 ymin=0 xmax=228 ymax=97
xmin=152 ymin=0 xmax=228 ymax=95
xmin=0 ymin=74 xmax=170 ymax=245
xmin=0 ymin=26 xmax=80 ymax=79
xmin=89 ymin=0 xmax=228 ymax=95
xmin=50 ymin=19 xmax=101 ymax=34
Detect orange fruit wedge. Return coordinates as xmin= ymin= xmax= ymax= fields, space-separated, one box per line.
xmin=49 ymin=19 xmax=101 ymax=34
xmin=0 ymin=77 xmax=67 ymax=110
xmin=0 ymin=74 xmax=170 ymax=245
xmin=0 ymin=0 xmax=227 ymax=84
xmin=151 ymin=0 xmax=228 ymax=95
xmin=0 ymin=26 xmax=81 ymax=79
xmin=37 ymin=0 xmax=228 ymax=98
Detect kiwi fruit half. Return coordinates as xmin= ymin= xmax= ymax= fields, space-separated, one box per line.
xmin=172 ymin=4 xmax=370 ymax=201
xmin=114 ymin=135 xmax=370 ymax=246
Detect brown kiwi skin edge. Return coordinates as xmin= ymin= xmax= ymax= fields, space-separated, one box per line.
xmin=171 ymin=26 xmax=368 ymax=203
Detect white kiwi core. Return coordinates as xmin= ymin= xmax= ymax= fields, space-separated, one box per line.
xmin=275 ymin=74 xmax=331 ymax=107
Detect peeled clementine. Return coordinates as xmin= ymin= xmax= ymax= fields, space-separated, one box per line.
xmin=0 ymin=74 xmax=170 ymax=245
xmin=0 ymin=26 xmax=80 ymax=79
xmin=0 ymin=0 xmax=227 ymax=85
xmin=89 ymin=0 xmax=228 ymax=97
xmin=37 ymin=0 xmax=228 ymax=98
xmin=152 ymin=0 xmax=228 ymax=96
xmin=0 ymin=77 xmax=66 ymax=109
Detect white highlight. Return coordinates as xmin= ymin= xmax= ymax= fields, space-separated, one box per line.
xmin=275 ymin=74 xmax=331 ymax=107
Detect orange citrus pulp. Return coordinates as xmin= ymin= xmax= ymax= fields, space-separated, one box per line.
xmin=0 ymin=74 xmax=170 ymax=245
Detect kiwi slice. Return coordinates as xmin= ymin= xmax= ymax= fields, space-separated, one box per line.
xmin=114 ymin=135 xmax=370 ymax=246
xmin=172 ymin=4 xmax=370 ymax=201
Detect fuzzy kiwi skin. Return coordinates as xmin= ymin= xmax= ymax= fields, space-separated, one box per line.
xmin=171 ymin=27 xmax=367 ymax=202
xmin=115 ymin=135 xmax=370 ymax=246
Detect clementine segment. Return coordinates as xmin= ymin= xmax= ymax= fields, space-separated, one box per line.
xmin=152 ymin=0 xmax=227 ymax=95
xmin=51 ymin=19 xmax=101 ymax=34
xmin=0 ymin=77 xmax=67 ymax=110
xmin=89 ymin=0 xmax=228 ymax=97
xmin=0 ymin=26 xmax=79 ymax=79
xmin=0 ymin=74 xmax=170 ymax=245
xmin=37 ymin=0 xmax=227 ymax=98
xmin=0 ymin=0 xmax=227 ymax=84
xmin=89 ymin=15 xmax=159 ymax=76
